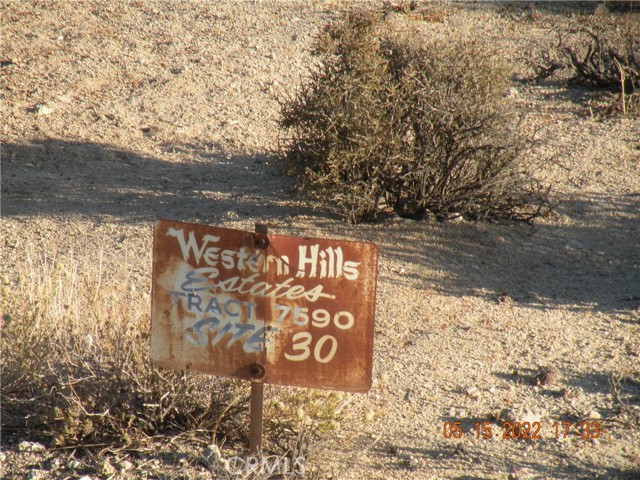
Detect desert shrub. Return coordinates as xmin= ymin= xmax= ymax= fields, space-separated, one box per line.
xmin=280 ymin=12 xmax=550 ymax=223
xmin=530 ymin=14 xmax=640 ymax=115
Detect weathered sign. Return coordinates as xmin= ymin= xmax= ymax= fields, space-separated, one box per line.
xmin=150 ymin=219 xmax=378 ymax=392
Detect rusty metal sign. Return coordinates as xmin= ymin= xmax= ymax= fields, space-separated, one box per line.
xmin=150 ymin=219 xmax=378 ymax=392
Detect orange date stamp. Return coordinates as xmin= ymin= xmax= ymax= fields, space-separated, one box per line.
xmin=443 ymin=420 xmax=602 ymax=440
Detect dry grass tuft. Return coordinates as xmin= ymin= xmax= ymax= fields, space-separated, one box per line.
xmin=1 ymin=243 xmax=248 ymax=447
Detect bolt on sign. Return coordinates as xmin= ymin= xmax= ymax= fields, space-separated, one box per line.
xmin=150 ymin=219 xmax=378 ymax=392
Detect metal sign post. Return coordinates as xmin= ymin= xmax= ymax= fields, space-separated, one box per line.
xmin=150 ymin=219 xmax=378 ymax=452
xmin=249 ymin=224 xmax=268 ymax=454
xmin=249 ymin=380 xmax=264 ymax=454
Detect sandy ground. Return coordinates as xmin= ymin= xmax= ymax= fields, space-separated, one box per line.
xmin=2 ymin=1 xmax=640 ymax=479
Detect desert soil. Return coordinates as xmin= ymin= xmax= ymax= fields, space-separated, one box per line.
xmin=2 ymin=1 xmax=640 ymax=479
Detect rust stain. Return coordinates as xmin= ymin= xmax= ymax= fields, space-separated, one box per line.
xmin=150 ymin=219 xmax=378 ymax=392
xmin=263 ymin=235 xmax=377 ymax=392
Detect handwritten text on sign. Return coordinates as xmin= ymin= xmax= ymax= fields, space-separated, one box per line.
xmin=150 ymin=220 xmax=378 ymax=392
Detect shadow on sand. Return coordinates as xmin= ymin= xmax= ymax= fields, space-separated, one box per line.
xmin=1 ymin=138 xmax=333 ymax=225
xmin=370 ymin=437 xmax=640 ymax=479
xmin=3 ymin=138 xmax=639 ymax=316
xmin=381 ymin=191 xmax=639 ymax=315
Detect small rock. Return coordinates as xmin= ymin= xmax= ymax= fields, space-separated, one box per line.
xmin=119 ymin=459 xmax=134 ymax=471
xmin=466 ymin=386 xmax=481 ymax=400
xmin=18 ymin=441 xmax=46 ymax=452
xmin=498 ymin=290 xmax=510 ymax=304
xmin=35 ymin=104 xmax=53 ymax=116
xmin=364 ymin=409 xmax=376 ymax=422
xmin=202 ymin=444 xmax=223 ymax=468
xmin=501 ymin=408 xmax=517 ymax=423
xmin=27 ymin=471 xmax=47 ymax=480
xmin=584 ymin=409 xmax=602 ymax=420
xmin=100 ymin=458 xmax=116 ymax=477
xmin=141 ymin=125 xmax=159 ymax=136
xmin=535 ymin=366 xmax=560 ymax=386
xmin=594 ymin=3 xmax=609 ymax=16
xmin=564 ymin=239 xmax=584 ymax=250
xmin=501 ymin=407 xmax=543 ymax=425
xmin=78 ymin=476 xmax=94 ymax=480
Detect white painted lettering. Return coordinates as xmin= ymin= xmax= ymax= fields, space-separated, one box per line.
xmin=237 ymin=247 xmax=251 ymax=271
xmin=343 ymin=260 xmax=360 ymax=281
xmin=297 ymin=245 xmax=319 ymax=278
xmin=335 ymin=247 xmax=343 ymax=277
xmin=202 ymin=246 xmax=221 ymax=266
xmin=167 ymin=228 xmax=221 ymax=264
xmin=221 ymin=249 xmax=235 ymax=269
